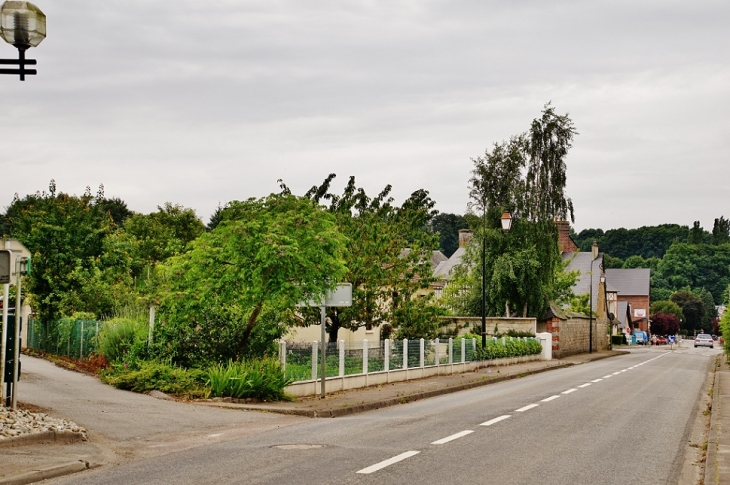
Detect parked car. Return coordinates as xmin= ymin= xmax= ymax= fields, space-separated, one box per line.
xmin=634 ymin=331 xmax=648 ymax=345
xmin=655 ymin=336 xmax=668 ymax=345
xmin=695 ymin=334 xmax=714 ymax=348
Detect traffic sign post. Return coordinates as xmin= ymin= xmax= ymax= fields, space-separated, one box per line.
xmin=298 ymin=284 xmax=352 ymax=399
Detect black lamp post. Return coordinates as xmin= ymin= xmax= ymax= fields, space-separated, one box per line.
xmin=481 ymin=211 xmax=512 ymax=348
xmin=0 ymin=1 xmax=46 ymax=81
xmin=589 ymin=241 xmax=598 ymax=353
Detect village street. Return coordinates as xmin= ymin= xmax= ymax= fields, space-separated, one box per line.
xmin=7 ymin=342 xmax=717 ymax=485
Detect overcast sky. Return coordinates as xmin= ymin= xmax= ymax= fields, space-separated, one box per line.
xmin=1 ymin=0 xmax=728 ymax=232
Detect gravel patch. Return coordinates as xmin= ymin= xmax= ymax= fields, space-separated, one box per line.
xmin=0 ymin=406 xmax=87 ymax=441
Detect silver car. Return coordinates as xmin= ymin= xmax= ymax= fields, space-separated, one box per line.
xmin=695 ymin=334 xmax=714 ymax=348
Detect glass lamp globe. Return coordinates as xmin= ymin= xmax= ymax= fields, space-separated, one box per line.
xmin=0 ymin=1 xmax=46 ymax=48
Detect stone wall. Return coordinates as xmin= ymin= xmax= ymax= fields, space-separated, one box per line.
xmin=544 ymin=314 xmax=608 ymax=358
xmin=439 ymin=316 xmax=536 ymax=337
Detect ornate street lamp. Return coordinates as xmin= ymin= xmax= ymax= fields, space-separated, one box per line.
xmin=0 ymin=1 xmax=46 ymax=81
xmin=481 ymin=211 xmax=512 ymax=348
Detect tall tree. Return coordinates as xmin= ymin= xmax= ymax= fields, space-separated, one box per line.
xmin=454 ymin=103 xmax=577 ymax=318
xmin=283 ymin=174 xmax=441 ymax=341
xmin=712 ymin=217 xmax=730 ymax=245
xmin=154 ymin=194 xmax=348 ymax=365
xmin=670 ymin=290 xmax=705 ymax=332
xmin=688 ymin=221 xmax=705 ymax=244
xmin=4 ymin=181 xmax=132 ymax=321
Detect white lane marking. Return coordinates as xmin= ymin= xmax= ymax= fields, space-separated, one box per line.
xmin=515 ymin=403 xmax=539 ymax=412
xmin=612 ymin=372 xmax=621 ymax=375
xmin=431 ymin=430 xmax=474 ymax=445
xmin=541 ymin=395 xmax=560 ymax=402
xmin=591 ymin=379 xmax=603 ymax=383
xmin=357 ymin=451 xmax=421 ymax=474
xmin=620 ymin=369 xmax=628 ymax=372
xmin=562 ymin=388 xmax=577 ymax=394
xmin=480 ymin=415 xmax=511 ymax=426
xmin=603 ymin=375 xmax=613 ymax=379
xmin=208 ymin=433 xmax=223 ymax=438
xmin=578 ymin=383 xmax=592 ymax=388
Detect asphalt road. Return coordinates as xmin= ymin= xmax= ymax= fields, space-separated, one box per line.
xmin=41 ymin=344 xmax=716 ymax=485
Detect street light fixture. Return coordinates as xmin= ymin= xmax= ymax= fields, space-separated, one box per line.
xmin=0 ymin=1 xmax=46 ymax=81
xmin=588 ymin=241 xmax=598 ymax=354
xmin=481 ymin=211 xmax=512 ymax=348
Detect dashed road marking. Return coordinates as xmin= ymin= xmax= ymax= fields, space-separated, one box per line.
xmin=515 ymin=404 xmax=539 ymax=412
xmin=578 ymin=383 xmax=592 ymax=388
xmin=357 ymin=451 xmax=421 ymax=474
xmin=431 ymin=430 xmax=474 ymax=445
xmin=480 ymin=415 xmax=511 ymax=426
xmin=562 ymin=388 xmax=577 ymax=394
xmin=541 ymin=395 xmax=560 ymax=402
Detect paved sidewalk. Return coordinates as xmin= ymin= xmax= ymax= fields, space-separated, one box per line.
xmin=199 ymin=350 xmax=624 ymax=417
xmin=705 ymin=354 xmax=730 ymax=485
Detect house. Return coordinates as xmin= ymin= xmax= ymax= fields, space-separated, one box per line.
xmin=557 ymin=222 xmax=651 ymax=335
xmin=605 ymin=268 xmax=651 ymax=333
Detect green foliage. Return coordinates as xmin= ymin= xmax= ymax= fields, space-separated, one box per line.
xmin=659 ymin=243 xmax=730 ymax=304
xmin=289 ymin=174 xmax=441 ymax=341
xmin=650 ymin=300 xmax=683 ymax=321
xmin=461 ymin=104 xmax=576 ymax=319
xmin=475 ymin=337 xmax=542 ymax=360
xmin=101 ymin=360 xmax=207 ymax=397
xmin=97 ymin=317 xmax=149 ymax=365
xmin=573 ymin=224 xmax=689 ymax=260
xmin=207 ymin=359 xmax=292 ymax=401
xmin=670 ymin=290 xmax=705 ymax=332
xmin=429 ymin=213 xmax=469 ymax=257
xmin=567 ymin=293 xmax=591 ymax=316
xmin=4 ymin=181 xmax=134 ymax=322
xmin=154 ymin=194 xmax=348 ymax=366
xmin=393 ymin=294 xmax=448 ymax=340
xmin=712 ymin=217 xmax=730 ymax=245
xmin=720 ymin=310 xmax=730 ymax=358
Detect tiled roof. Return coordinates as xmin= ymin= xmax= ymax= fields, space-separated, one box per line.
xmin=434 ymin=247 xmax=466 ymax=280
xmin=605 ymin=268 xmax=650 ymax=296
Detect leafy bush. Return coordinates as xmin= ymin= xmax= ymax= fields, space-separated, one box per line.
xmin=474 ymin=337 xmax=542 ymax=360
xmin=97 ymin=317 xmax=148 ymax=365
xmin=720 ymin=310 xmax=730 ymax=360
xmin=207 ymin=359 xmax=293 ymax=401
xmin=101 ymin=360 xmax=207 ymax=397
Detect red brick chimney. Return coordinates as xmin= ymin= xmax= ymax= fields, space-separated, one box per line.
xmin=556 ymin=220 xmax=578 ymax=253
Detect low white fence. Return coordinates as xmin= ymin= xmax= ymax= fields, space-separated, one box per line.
xmin=280 ymin=336 xmax=550 ymax=397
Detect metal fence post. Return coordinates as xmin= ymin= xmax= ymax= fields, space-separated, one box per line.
xmin=311 ymin=341 xmax=318 ymax=381
xmin=461 ymin=338 xmax=466 ymax=363
xmin=403 ymin=339 xmax=408 ymax=369
xmin=339 ymin=340 xmax=345 ymax=377
xmin=419 ymin=338 xmax=424 ymax=368
xmin=363 ymin=340 xmax=369 ymax=374
xmin=80 ymin=321 xmax=84 ymax=359
xmin=435 ymin=338 xmax=440 ymax=366
xmin=449 ymin=338 xmax=453 ymax=364
xmin=384 ymin=339 xmax=390 ymax=372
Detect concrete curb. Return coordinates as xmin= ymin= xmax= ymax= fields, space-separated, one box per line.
xmin=0 ymin=430 xmax=86 ymax=449
xmin=0 ymin=460 xmax=89 ymax=485
xmin=204 ymin=362 xmax=578 ymax=418
xmin=705 ymin=355 xmax=724 ymax=485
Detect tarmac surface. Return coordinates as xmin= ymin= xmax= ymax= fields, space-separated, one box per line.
xmin=1 ymin=346 xmax=728 ymax=485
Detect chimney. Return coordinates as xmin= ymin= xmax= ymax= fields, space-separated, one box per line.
xmin=458 ymin=229 xmax=474 ymax=248
xmin=556 ymin=220 xmax=578 ymax=253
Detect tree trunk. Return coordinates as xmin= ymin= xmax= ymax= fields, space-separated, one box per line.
xmin=237 ymin=301 xmax=263 ymax=358
xmin=505 ymin=300 xmax=511 ymax=318
xmin=522 ymin=302 xmax=528 ymax=317
xmin=328 ymin=310 xmax=341 ymax=343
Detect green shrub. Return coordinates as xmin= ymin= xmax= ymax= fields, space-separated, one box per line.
xmin=474 ymin=337 xmax=541 ymax=360
xmin=97 ymin=317 xmax=148 ymax=365
xmin=207 ymin=359 xmax=293 ymax=401
xmin=101 ymin=360 xmax=207 ymax=397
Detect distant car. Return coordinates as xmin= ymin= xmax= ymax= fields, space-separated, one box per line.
xmin=655 ymin=336 xmax=668 ymax=345
xmin=695 ymin=334 xmax=714 ymax=348
xmin=634 ymin=331 xmax=648 ymax=345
